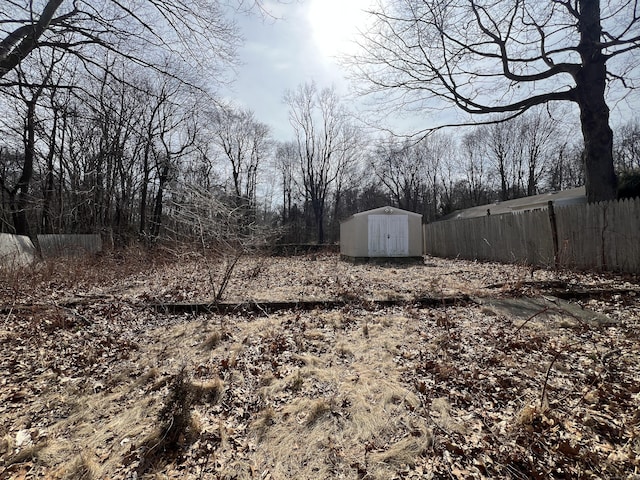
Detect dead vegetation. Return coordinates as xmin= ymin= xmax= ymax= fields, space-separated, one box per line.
xmin=0 ymin=253 xmax=639 ymax=479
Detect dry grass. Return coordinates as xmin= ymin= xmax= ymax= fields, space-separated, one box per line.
xmin=0 ymin=253 xmax=639 ymax=478
xmin=59 ymin=455 xmax=96 ymax=480
xmin=233 ymin=308 xmax=449 ymax=479
xmin=136 ymin=369 xmax=202 ymax=475
xmin=202 ymin=331 xmax=222 ymax=350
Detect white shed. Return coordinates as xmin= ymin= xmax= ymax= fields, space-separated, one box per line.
xmin=340 ymin=206 xmax=423 ymax=260
xmin=0 ymin=233 xmax=36 ymax=267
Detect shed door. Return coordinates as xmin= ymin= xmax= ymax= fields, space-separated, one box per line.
xmin=368 ymin=215 xmax=409 ymax=257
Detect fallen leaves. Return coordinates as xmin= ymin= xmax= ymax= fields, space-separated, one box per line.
xmin=0 ymin=253 xmax=639 ymax=478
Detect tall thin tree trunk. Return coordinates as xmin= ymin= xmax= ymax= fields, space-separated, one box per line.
xmin=12 ymin=99 xmax=36 ymax=237
xmin=42 ymin=108 xmax=58 ymax=234
xmin=150 ymin=161 xmax=170 ymax=239
xmin=139 ymin=149 xmax=150 ymax=236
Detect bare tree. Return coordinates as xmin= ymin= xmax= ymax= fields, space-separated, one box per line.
xmin=211 ymin=104 xmax=271 ymax=212
xmin=284 ymin=83 xmax=361 ymax=244
xmin=328 ymin=122 xmax=365 ymax=241
xmin=353 ymin=0 xmax=640 ymax=202
xmin=615 ymin=119 xmax=640 ymax=173
xmin=518 ymin=109 xmax=563 ymax=196
xmin=460 ymin=129 xmax=493 ymax=207
xmin=414 ymin=131 xmax=453 ymax=221
xmin=479 ymin=121 xmax=521 ymax=201
xmin=475 ymin=107 xmax=566 ymax=199
xmin=149 ymin=101 xmax=197 ymax=240
xmin=548 ymin=141 xmax=585 ymax=191
xmin=274 ymin=141 xmax=299 ymax=227
xmin=0 ymin=53 xmax=60 ymax=236
xmin=0 ymin=0 xmax=239 ymax=83
xmin=130 ymin=75 xmax=198 ymax=240
xmin=372 ymin=136 xmax=427 ymax=213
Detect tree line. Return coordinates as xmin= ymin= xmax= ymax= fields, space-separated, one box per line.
xmin=1 ymin=1 xmax=639 ymax=248
xmin=1 ymin=65 xmax=638 ymax=246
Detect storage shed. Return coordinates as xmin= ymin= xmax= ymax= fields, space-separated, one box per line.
xmin=340 ymin=206 xmax=423 ymax=260
xmin=0 ymin=233 xmax=36 ymax=267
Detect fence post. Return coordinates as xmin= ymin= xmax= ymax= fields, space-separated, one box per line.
xmin=547 ymin=201 xmax=559 ymax=269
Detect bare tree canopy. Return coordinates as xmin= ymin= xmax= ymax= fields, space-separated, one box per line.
xmin=0 ymin=0 xmax=240 ymax=81
xmin=353 ymin=0 xmax=640 ymax=202
xmin=285 ymin=82 xmax=363 ymax=244
xmin=210 ymin=103 xmax=271 ymax=210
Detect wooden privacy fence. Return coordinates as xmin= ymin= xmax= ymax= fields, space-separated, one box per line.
xmin=38 ymin=234 xmax=102 ymax=258
xmin=0 ymin=234 xmax=103 ymax=266
xmin=424 ymin=197 xmax=640 ymax=273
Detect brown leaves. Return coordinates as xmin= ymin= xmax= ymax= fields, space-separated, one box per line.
xmin=1 ymin=254 xmax=639 ymax=478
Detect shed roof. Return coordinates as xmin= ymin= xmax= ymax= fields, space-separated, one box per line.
xmin=440 ymin=187 xmax=586 ymax=221
xmin=343 ymin=206 xmax=423 ymax=223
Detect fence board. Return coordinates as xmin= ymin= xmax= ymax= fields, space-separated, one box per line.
xmin=37 ymin=234 xmax=103 ymax=258
xmin=424 ymin=197 xmax=640 ymax=273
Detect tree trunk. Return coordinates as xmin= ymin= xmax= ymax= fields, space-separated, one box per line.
xmin=42 ymin=108 xmax=58 ymax=234
xmin=150 ymin=161 xmax=170 ymax=239
xmin=527 ymin=162 xmax=536 ymax=197
xmin=139 ymin=149 xmax=150 ymax=236
xmin=316 ymin=213 xmax=324 ymax=244
xmin=311 ymin=197 xmax=325 ymax=244
xmin=576 ymin=0 xmax=617 ymax=203
xmin=11 ymin=99 xmax=36 ymax=236
xmin=498 ymin=159 xmax=508 ymax=201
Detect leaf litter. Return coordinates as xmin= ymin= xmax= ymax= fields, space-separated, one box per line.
xmin=0 ymin=251 xmax=639 ymax=479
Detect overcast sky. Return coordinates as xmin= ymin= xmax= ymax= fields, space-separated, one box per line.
xmin=221 ymin=0 xmax=638 ymax=143
xmin=220 ymin=0 xmax=380 ymax=141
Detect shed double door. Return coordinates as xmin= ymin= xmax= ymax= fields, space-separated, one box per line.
xmin=368 ymin=214 xmax=409 ymax=257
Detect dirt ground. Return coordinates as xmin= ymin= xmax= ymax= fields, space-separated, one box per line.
xmin=1 ymin=250 xmax=639 ymax=479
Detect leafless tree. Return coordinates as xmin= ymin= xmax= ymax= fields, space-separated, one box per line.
xmin=414 ymin=131 xmax=453 ymax=220
xmin=148 ymin=101 xmax=197 ymax=240
xmin=547 ymin=141 xmax=585 ymax=191
xmin=328 ymin=122 xmax=365 ymax=240
xmin=475 ymin=107 xmax=566 ymax=199
xmin=210 ymin=104 xmax=271 ymax=212
xmin=0 ymin=0 xmax=239 ymax=83
xmin=372 ymin=136 xmax=427 ymax=213
xmin=274 ymin=140 xmax=300 ymax=227
xmin=460 ymin=129 xmax=493 ymax=206
xmin=284 ymin=82 xmax=362 ymax=244
xmin=478 ymin=121 xmax=522 ymax=201
xmin=0 ymin=51 xmax=61 ymax=236
xmin=353 ymin=0 xmax=640 ymax=202
xmin=372 ymin=132 xmax=456 ymax=219
xmin=518 ymin=108 xmax=564 ymax=196
xmin=615 ymin=119 xmax=640 ymax=172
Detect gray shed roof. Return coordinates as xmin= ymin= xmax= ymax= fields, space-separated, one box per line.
xmin=440 ymin=187 xmax=586 ymax=221
xmin=344 ymin=206 xmax=423 ymax=222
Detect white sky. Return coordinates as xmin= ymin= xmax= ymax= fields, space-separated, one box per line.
xmin=221 ymin=0 xmax=382 ymax=141
xmin=221 ymin=0 xmax=638 ymax=143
